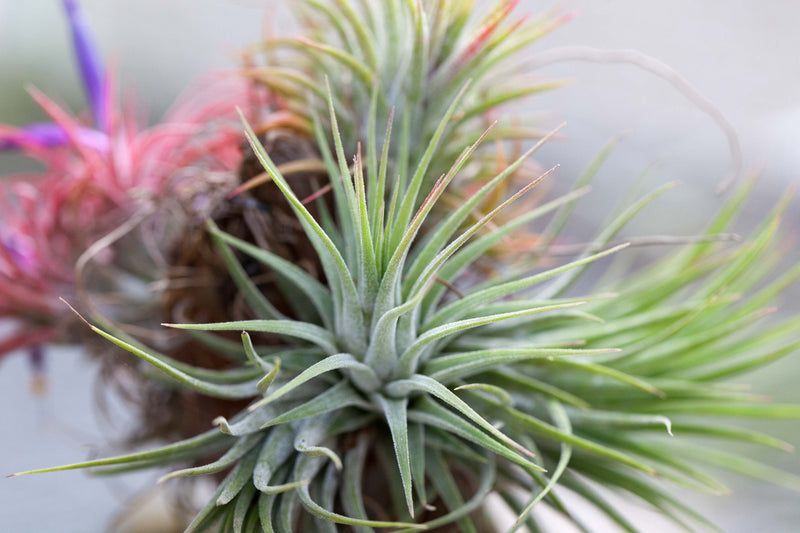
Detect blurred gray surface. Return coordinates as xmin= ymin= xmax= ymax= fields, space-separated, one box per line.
xmin=1 ymin=1 xmax=799 ymax=531
xmin=0 ymin=346 xmax=155 ymax=532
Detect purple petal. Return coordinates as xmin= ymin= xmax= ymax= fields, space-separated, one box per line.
xmin=1 ymin=234 xmax=37 ymax=271
xmin=28 ymin=344 xmax=46 ymax=374
xmin=62 ymin=0 xmax=106 ymax=128
xmin=0 ymin=139 xmax=17 ymax=150
xmin=28 ymin=344 xmax=48 ymax=395
xmin=1 ymin=122 xmax=68 ymax=149
xmin=0 ymin=122 xmax=109 ymax=152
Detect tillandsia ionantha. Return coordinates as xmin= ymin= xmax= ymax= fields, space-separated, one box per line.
xmin=153 ymin=0 xmax=569 ymax=443
xmin=7 ymin=1 xmax=800 ymax=532
xmin=237 ymin=0 xmax=569 ymax=197
xmin=0 ymin=0 xmax=253 ymax=390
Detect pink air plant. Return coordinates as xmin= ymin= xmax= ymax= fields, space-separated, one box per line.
xmin=0 ymin=0 xmax=255 ymax=377
xmin=0 ymin=179 xmax=87 ymax=368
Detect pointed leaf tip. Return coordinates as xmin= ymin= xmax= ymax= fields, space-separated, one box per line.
xmin=60 ymin=298 xmax=92 ymax=328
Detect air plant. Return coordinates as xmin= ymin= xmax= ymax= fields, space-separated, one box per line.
xmin=0 ymin=0 xmax=251 ymax=375
xmin=8 ymin=1 xmax=800 ymax=532
xmin=238 ymin=0 xmax=569 ymax=195
xmin=154 ymin=0 xmax=569 ymax=443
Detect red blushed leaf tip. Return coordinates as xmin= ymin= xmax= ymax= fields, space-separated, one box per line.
xmin=228 ymin=183 xmax=248 ymax=199
xmin=301 ymin=183 xmax=333 ymax=205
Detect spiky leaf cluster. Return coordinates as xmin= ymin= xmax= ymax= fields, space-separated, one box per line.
xmin=246 ymin=0 xmax=567 ymax=179
xmin=14 ymin=2 xmax=800 ymax=532
xmin=19 ymin=82 xmax=800 ymax=532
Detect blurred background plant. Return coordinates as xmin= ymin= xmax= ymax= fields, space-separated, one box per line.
xmin=1 ymin=1 xmax=798 ymax=532
xmin=0 ymin=0 xmax=252 ymax=395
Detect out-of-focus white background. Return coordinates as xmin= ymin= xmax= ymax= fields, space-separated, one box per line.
xmin=1 ymin=1 xmax=798 ymax=531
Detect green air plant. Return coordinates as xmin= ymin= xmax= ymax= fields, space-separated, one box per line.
xmin=17 ymin=100 xmax=800 ymax=532
xmin=238 ymin=0 xmax=569 ymax=194
xmin=11 ymin=1 xmax=800 ymax=532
